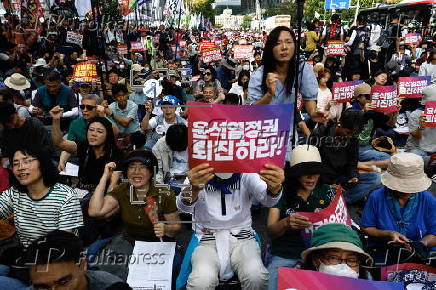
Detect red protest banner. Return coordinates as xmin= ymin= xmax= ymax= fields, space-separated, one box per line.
xmin=73 ymin=62 xmax=98 ymax=82
xmin=405 ymin=33 xmax=420 ymax=45
xmin=199 ymin=42 xmax=216 ymax=54
xmin=188 ymin=102 xmax=292 ymax=173
xmin=130 ymin=41 xmax=144 ymax=52
xmin=327 ymin=40 xmax=345 ymax=56
xmin=297 ymin=187 xmax=351 ymax=245
xmin=278 ymin=268 xmax=404 ymax=290
xmin=371 ymin=85 xmax=398 ymax=113
xmin=233 ymin=45 xmax=254 ymax=60
xmin=117 ymin=44 xmax=128 ymax=55
xmin=380 ymin=263 xmax=436 ymax=281
xmin=202 ymin=49 xmax=222 ymax=63
xmin=332 ymin=80 xmax=364 ymax=103
xmin=398 ymin=76 xmax=431 ymax=98
xmin=424 ymin=101 xmax=436 ymax=128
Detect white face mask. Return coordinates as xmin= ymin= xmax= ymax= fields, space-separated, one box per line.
xmin=119 ymin=64 xmax=125 ymax=70
xmin=242 ymin=65 xmax=250 ymax=71
xmin=215 ymin=173 xmax=233 ymax=179
xmin=318 ymin=262 xmax=359 ymax=279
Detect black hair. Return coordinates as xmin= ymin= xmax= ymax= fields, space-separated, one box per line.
xmin=86 ymin=117 xmax=118 ymax=154
xmin=391 ymin=13 xmax=399 ymax=20
xmin=0 ymin=102 xmax=16 ymax=124
xmin=307 ymin=22 xmax=316 ymax=31
xmin=108 ymin=68 xmax=120 ymax=76
xmin=237 ymin=70 xmax=251 ymax=86
xmin=202 ymin=65 xmax=216 ymax=81
xmin=340 ymin=110 xmax=365 ymax=133
xmin=261 ymin=26 xmax=297 ymax=96
xmin=0 ymin=88 xmax=13 ymax=103
xmin=357 ymin=14 xmax=366 ymax=24
xmin=165 ymin=124 xmax=188 ymax=152
xmin=112 ymin=83 xmax=128 ymax=96
xmin=9 ymin=146 xmax=59 ymax=193
xmin=427 ymin=50 xmax=436 ymax=64
xmin=25 ymin=230 xmax=83 ymax=266
xmin=331 ymin=14 xmax=340 ymax=22
xmin=223 ymin=93 xmax=240 ymax=105
xmin=44 ymin=70 xmax=61 ymax=82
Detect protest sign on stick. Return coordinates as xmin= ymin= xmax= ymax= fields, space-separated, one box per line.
xmin=66 ymin=31 xmax=83 ymax=47
xmin=188 ymin=102 xmax=292 ymax=173
xmin=398 ymin=76 xmax=431 ymax=98
xmin=332 ymin=80 xmax=364 ymax=103
xmin=371 ymin=85 xmax=398 ymax=113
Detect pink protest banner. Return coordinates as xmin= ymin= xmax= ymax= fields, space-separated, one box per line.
xmin=424 ymin=101 xmax=436 ymax=128
xmin=130 ymin=41 xmax=144 ymax=52
xmin=405 ymin=33 xmax=421 ymax=45
xmin=278 ymin=268 xmax=404 ymax=290
xmin=332 ymin=80 xmax=364 ymax=103
xmin=371 ymin=85 xmax=398 ymax=113
xmin=233 ymin=45 xmax=254 ymax=60
xmin=297 ymin=187 xmax=351 ymax=245
xmin=398 ymin=76 xmax=431 ymax=98
xmin=380 ymin=263 xmax=436 ymax=281
xmin=327 ymin=40 xmax=345 ymax=56
xmin=188 ymin=102 xmax=292 ymax=173
xmin=202 ymin=49 xmax=222 ymax=63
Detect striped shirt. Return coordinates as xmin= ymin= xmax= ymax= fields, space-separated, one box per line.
xmin=0 ymin=183 xmax=84 ymax=247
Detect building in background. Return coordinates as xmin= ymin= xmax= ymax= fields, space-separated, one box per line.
xmin=215 ymin=8 xmax=244 ymax=29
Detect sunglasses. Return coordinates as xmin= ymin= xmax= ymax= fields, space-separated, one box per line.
xmin=79 ymin=104 xmax=96 ymax=110
xmin=204 ymin=72 xmax=212 ymax=76
xmin=361 ymin=94 xmax=371 ymax=100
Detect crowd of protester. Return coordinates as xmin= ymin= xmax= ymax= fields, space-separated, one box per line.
xmin=0 ymin=10 xmax=435 ymax=290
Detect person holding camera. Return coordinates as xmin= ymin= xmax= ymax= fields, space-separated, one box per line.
xmin=361 ymin=153 xmax=436 ymax=266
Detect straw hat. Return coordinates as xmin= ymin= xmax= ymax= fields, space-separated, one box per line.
xmin=301 ymin=223 xmax=373 ymax=265
xmin=381 ymin=153 xmax=431 ymax=193
xmin=353 ymin=82 xmax=371 ymax=98
xmin=4 ymin=73 xmax=31 ymax=91
xmin=288 ymin=145 xmax=330 ymax=177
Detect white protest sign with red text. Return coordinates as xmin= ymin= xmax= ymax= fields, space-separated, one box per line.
xmin=332 ymin=80 xmax=364 ymax=103
xmin=405 ymin=33 xmax=421 ymax=46
xmin=327 ymin=41 xmax=345 ymax=56
xmin=398 ymin=76 xmax=431 ymax=98
xmin=130 ymin=41 xmax=144 ymax=52
xmin=233 ymin=45 xmax=254 ymax=60
xmin=424 ymin=101 xmax=436 ymax=128
xmin=202 ymin=49 xmax=222 ymax=63
xmin=188 ymin=102 xmax=292 ymax=173
xmin=371 ymin=85 xmax=398 ymax=113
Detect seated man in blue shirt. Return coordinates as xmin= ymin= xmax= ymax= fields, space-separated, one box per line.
xmin=107 ymin=84 xmax=145 ymax=148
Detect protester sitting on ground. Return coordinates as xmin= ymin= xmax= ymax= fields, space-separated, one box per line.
xmin=88 ymin=150 xmax=181 ymax=243
xmin=266 ymin=145 xmax=335 ymax=290
xmin=197 ymin=85 xmax=226 ymax=104
xmin=25 ymin=230 xmax=129 ymax=289
xmin=404 ymin=84 xmax=436 ymax=165
xmin=152 ymin=124 xmax=188 ymax=188
xmin=176 ymin=162 xmax=285 ymax=289
xmin=361 ymin=153 xmax=436 ymax=265
xmin=311 ymin=110 xmax=381 ymax=214
xmin=30 ymin=70 xmax=78 ymax=119
xmin=193 ymin=65 xmax=222 ymax=96
xmin=142 ymin=95 xmax=187 ymax=150
xmin=0 ymin=87 xmax=29 ymax=117
xmin=104 ymin=69 xmax=132 ymax=101
xmin=0 ymin=102 xmax=54 ymax=162
xmin=0 ymin=146 xmax=83 ymax=248
xmin=300 ymin=223 xmax=373 ymax=279
xmin=4 ymin=72 xmax=31 ymax=107
xmin=317 ymin=69 xmax=348 ymax=122
xmin=106 ymin=84 xmax=145 ymax=149
xmin=418 ymin=50 xmax=436 ymax=83
xmin=228 ymin=69 xmax=250 ymax=104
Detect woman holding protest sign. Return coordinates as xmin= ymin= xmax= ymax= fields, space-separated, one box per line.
xmin=266 ymin=145 xmax=336 ymax=290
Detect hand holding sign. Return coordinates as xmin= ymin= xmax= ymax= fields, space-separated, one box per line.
xmin=154 ymin=222 xmax=165 ymax=238
xmin=187 ymin=163 xmax=214 ymax=196
xmin=288 ymin=213 xmax=312 ymax=230
xmin=259 ymin=164 xmax=285 ymax=195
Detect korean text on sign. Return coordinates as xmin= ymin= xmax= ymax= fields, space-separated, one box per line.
xmin=405 ymin=33 xmax=420 ymax=45
xmin=327 ymin=41 xmax=345 ymax=56
xmin=332 ymin=80 xmax=364 ymax=103
xmin=130 ymin=41 xmax=144 ymax=52
xmin=371 ymin=85 xmax=398 ymax=114
xmin=424 ymin=101 xmax=436 ymax=128
xmin=73 ymin=62 xmax=98 ymax=82
xmin=233 ymin=45 xmax=254 ymax=60
xmin=188 ymin=103 xmax=292 ymax=173
xmin=398 ymin=76 xmax=431 ymax=98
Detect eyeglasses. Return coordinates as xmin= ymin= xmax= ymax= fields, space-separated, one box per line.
xmin=127 ymin=164 xmax=149 ymax=172
xmin=79 ymin=105 xmax=96 ymax=110
xmin=320 ymin=254 xmax=360 ymax=267
xmin=12 ymin=158 xmax=37 ymax=169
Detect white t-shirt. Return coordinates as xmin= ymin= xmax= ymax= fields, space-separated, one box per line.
xmin=170 ymin=150 xmax=188 ymax=175
xmin=149 ymin=117 xmax=187 ymax=135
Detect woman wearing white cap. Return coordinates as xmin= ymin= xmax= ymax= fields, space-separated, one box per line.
xmin=266 ymin=145 xmax=335 ymax=290
xmin=361 ymin=152 xmax=436 ymax=265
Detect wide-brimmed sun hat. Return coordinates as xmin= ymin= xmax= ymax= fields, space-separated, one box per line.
xmin=301 ymin=223 xmax=373 ymax=265
xmin=381 ymin=152 xmax=431 ymax=193
xmin=4 ymin=73 xmax=31 ymax=91
xmin=288 ymin=145 xmax=330 ymax=177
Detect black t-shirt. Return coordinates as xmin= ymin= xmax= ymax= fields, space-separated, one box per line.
xmin=77 ymin=143 xmax=123 ymax=187
xmin=0 ymin=117 xmax=53 ymax=158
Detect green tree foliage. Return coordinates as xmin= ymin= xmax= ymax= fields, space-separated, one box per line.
xmin=243 ymin=15 xmax=253 ymax=28
xmin=186 ymin=0 xmax=216 ymax=24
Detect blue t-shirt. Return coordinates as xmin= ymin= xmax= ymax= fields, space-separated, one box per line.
xmin=361 ymin=187 xmax=436 ymax=250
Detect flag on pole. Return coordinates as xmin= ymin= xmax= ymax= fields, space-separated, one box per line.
xmin=163 ymin=0 xmax=185 ymax=25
